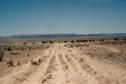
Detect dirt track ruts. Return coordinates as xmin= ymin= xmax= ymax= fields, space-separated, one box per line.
xmin=0 ymin=43 xmax=126 ymax=84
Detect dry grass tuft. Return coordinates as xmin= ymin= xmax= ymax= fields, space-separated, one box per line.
xmin=31 ymin=58 xmax=42 ymax=65
xmin=7 ymin=59 xmax=14 ymax=66
xmin=31 ymin=60 xmax=39 ymax=65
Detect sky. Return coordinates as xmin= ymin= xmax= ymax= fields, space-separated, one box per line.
xmin=0 ymin=0 xmax=126 ymax=36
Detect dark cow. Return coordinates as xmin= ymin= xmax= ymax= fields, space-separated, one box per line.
xmin=41 ymin=41 xmax=48 ymax=43
xmin=70 ymin=40 xmax=74 ymax=43
xmin=113 ymin=38 xmax=118 ymax=41
xmin=64 ymin=41 xmax=67 ymax=43
xmin=49 ymin=41 xmax=53 ymax=43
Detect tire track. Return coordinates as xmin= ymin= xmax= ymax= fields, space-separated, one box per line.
xmin=64 ymin=47 xmax=99 ymax=84
xmin=60 ymin=48 xmax=87 ymax=84
xmin=41 ymin=55 xmax=56 ymax=84
xmin=22 ymin=45 xmax=57 ymax=84
xmin=41 ymin=44 xmax=67 ymax=84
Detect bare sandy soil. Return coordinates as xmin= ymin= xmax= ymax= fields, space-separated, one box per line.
xmin=0 ymin=42 xmax=126 ymax=84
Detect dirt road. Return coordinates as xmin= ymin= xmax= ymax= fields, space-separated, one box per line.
xmin=0 ymin=43 xmax=126 ymax=84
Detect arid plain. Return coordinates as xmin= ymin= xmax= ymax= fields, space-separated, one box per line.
xmin=0 ymin=39 xmax=126 ymax=84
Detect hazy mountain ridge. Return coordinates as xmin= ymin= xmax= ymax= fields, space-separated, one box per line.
xmin=0 ymin=33 xmax=126 ymax=42
xmin=8 ymin=33 xmax=126 ymax=38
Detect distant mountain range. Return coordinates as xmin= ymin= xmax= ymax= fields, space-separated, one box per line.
xmin=7 ymin=33 xmax=126 ymax=38
xmin=0 ymin=33 xmax=126 ymax=41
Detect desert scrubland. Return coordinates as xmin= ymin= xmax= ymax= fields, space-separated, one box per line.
xmin=0 ymin=39 xmax=126 ymax=84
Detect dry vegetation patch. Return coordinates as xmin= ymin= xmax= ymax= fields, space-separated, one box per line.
xmin=0 ymin=41 xmax=51 ymax=77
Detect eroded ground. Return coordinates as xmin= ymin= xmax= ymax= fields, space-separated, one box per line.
xmin=0 ymin=40 xmax=126 ymax=84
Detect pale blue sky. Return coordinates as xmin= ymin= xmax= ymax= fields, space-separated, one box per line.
xmin=0 ymin=0 xmax=126 ymax=36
